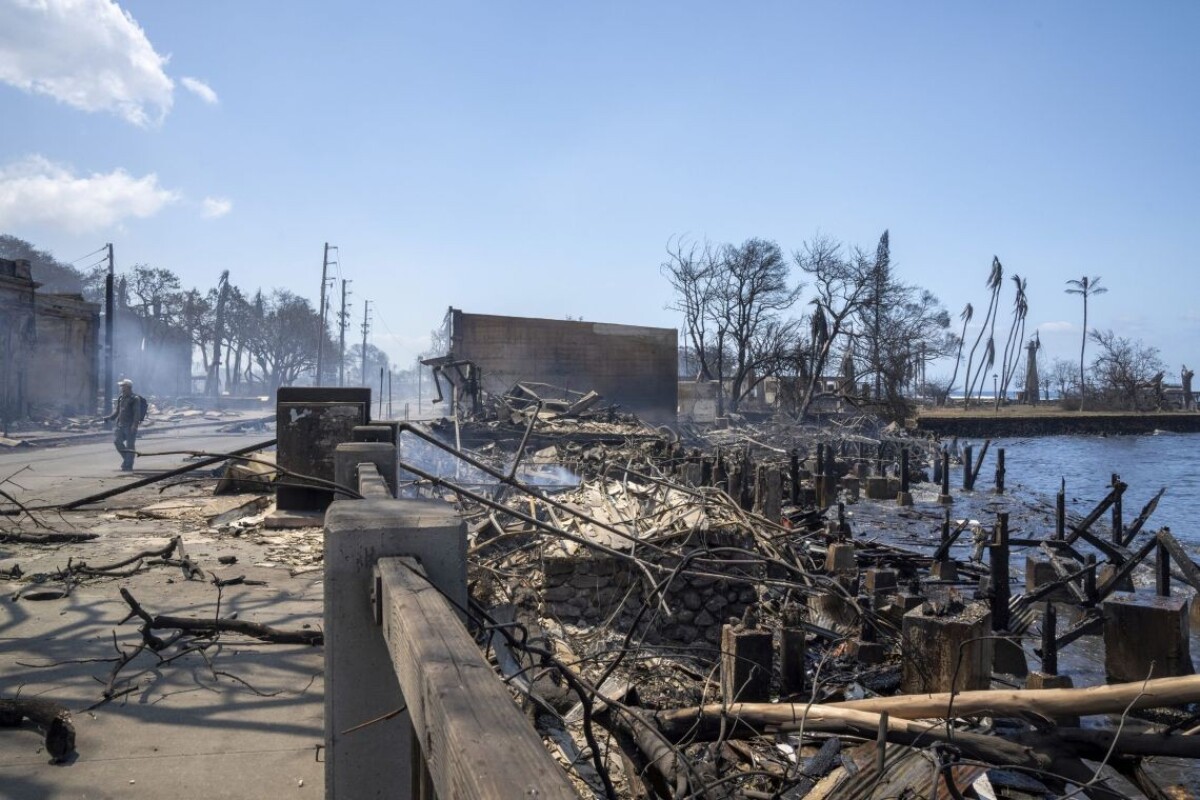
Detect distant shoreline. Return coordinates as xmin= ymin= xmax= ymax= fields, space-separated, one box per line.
xmin=915 ymin=409 xmax=1200 ymax=437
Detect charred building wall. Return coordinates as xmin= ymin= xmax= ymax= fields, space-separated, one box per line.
xmin=1 ymin=258 xmax=100 ymax=420
xmin=449 ymin=309 xmax=678 ymax=423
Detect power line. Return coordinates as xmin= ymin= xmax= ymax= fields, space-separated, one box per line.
xmin=67 ymin=245 xmax=108 ymax=265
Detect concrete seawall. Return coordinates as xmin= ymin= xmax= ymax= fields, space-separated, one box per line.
xmin=916 ymin=412 xmax=1200 ymax=438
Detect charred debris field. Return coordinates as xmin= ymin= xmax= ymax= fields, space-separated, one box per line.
xmin=5 ymin=398 xmax=1200 ymax=799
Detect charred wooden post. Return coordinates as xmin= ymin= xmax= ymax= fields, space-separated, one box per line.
xmin=825 ymin=541 xmax=856 ymax=574
xmin=754 ymin=464 xmax=782 ymax=523
xmin=896 ymin=447 xmax=913 ymax=507
xmin=1041 ymin=602 xmax=1058 ymax=676
xmin=822 ymin=445 xmax=838 ymax=507
xmin=864 ymin=475 xmax=893 ymax=500
xmin=789 ymin=449 xmax=799 ymax=506
xmin=938 ymin=450 xmax=952 ymax=505
xmin=962 ymin=443 xmax=974 ymax=490
xmin=991 ymin=513 xmax=1011 ymax=631
xmin=815 ymin=443 xmax=825 ymax=505
xmin=1103 ymin=593 xmax=1194 ymax=683
xmin=720 ymin=622 xmax=772 ymax=703
xmin=837 ymin=501 xmax=851 ymax=537
xmin=739 ymin=448 xmax=754 ymax=510
xmin=850 ymin=596 xmax=886 ymax=665
xmin=1111 ymin=472 xmax=1123 ymax=544
xmin=864 ymin=567 xmax=897 ymax=599
xmin=1026 ymin=603 xmax=1076 ymax=720
xmin=930 ymin=559 xmax=959 ymax=581
xmin=1084 ymin=554 xmax=1098 ymax=604
xmin=1157 ymin=540 xmax=1172 ymax=598
xmin=1055 ymin=478 xmax=1066 ymax=540
xmin=995 ymin=447 xmax=1006 ymax=494
xmin=901 ymin=601 xmax=993 ymax=694
xmin=779 ymin=606 xmax=806 ymax=696
xmin=841 ymin=473 xmax=861 ymax=502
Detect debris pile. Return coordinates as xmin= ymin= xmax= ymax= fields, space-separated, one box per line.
xmin=397 ymin=408 xmax=1200 ymax=799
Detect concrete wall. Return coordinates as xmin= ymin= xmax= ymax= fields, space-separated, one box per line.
xmin=450 ymin=310 xmax=678 ymax=423
xmin=541 ymin=531 xmax=763 ymax=652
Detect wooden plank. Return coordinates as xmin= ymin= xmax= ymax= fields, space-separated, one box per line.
xmin=376 ymin=557 xmax=577 ymax=800
xmin=1157 ymin=529 xmax=1200 ymax=594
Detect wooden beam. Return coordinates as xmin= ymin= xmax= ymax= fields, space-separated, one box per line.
xmin=375 ymin=557 xmax=577 ymax=800
xmin=1156 ymin=529 xmax=1200 ymax=594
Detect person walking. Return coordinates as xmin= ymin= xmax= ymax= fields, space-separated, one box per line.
xmin=105 ymin=379 xmax=147 ymax=471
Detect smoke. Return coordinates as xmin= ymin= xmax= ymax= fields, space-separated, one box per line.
xmin=397 ymin=429 xmax=579 ymax=490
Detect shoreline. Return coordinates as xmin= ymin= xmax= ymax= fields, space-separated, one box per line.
xmin=916 ymin=410 xmax=1200 ymax=437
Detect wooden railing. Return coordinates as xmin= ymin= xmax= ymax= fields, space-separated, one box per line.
xmin=324 ymin=445 xmax=576 ymax=799
xmin=373 ymin=557 xmax=576 ymax=799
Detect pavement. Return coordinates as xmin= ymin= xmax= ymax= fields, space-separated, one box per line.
xmin=0 ymin=428 xmax=325 ymax=799
xmin=3 ymin=409 xmax=274 ymax=449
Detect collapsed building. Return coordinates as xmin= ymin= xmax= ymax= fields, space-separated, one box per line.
xmin=431 ymin=308 xmax=678 ymax=424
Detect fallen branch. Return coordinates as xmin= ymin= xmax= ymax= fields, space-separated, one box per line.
xmin=830 ymin=674 xmax=1200 ymax=719
xmin=0 ymin=697 xmax=76 ymax=761
xmin=120 ymin=588 xmax=322 ymax=646
xmin=60 ymin=438 xmax=277 ymax=510
xmin=0 ymin=531 xmax=98 ymax=544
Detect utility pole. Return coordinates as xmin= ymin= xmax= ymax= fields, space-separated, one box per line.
xmin=316 ymin=242 xmax=330 ymax=386
xmin=104 ymin=243 xmax=114 ymax=414
xmin=338 ymin=279 xmax=351 ymax=387
xmin=360 ymin=300 xmax=371 ymax=386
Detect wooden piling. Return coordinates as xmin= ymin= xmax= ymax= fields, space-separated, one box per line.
xmin=789 ymin=449 xmax=799 ymax=506
xmin=720 ymin=623 xmax=773 ymax=703
xmin=991 ymin=513 xmax=1011 ymax=631
xmin=1103 ymin=593 xmax=1194 ymax=683
xmin=1055 ymin=478 xmax=1066 ymax=540
xmin=780 ymin=606 xmax=806 ymax=697
xmin=995 ymin=447 xmax=1005 ymax=494
xmin=896 ymin=447 xmax=912 ymax=506
xmin=1111 ymin=473 xmax=1123 ymax=544
xmin=962 ymin=444 xmax=974 ymax=490
xmin=1041 ymin=601 xmax=1058 ymax=675
xmin=939 ymin=450 xmax=952 ymax=505
xmin=901 ymin=601 xmax=993 ymax=694
xmin=823 ymin=445 xmax=837 ymax=507
xmin=1157 ymin=540 xmax=1172 ymax=598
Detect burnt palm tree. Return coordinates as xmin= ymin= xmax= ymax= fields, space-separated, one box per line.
xmin=1065 ymin=276 xmax=1107 ymax=410
xmin=998 ymin=275 xmax=1028 ymax=406
xmin=964 ymin=257 xmax=1004 ymax=407
xmin=946 ymin=303 xmax=972 ymax=404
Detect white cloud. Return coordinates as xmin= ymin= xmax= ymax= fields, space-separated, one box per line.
xmin=0 ymin=155 xmax=179 ymax=233
xmin=0 ymin=0 xmax=174 ymax=126
xmin=181 ymin=76 xmax=218 ymax=105
xmin=1039 ymin=321 xmax=1076 ymax=333
xmin=201 ymin=196 xmax=232 ymax=219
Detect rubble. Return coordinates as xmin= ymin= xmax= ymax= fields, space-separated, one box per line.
xmin=393 ymin=402 xmax=1200 ymax=799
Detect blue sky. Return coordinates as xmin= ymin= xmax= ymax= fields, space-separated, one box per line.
xmin=2 ymin=1 xmax=1198 ymax=379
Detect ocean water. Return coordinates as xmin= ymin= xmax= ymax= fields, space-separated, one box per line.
xmin=968 ymin=432 xmax=1200 ymax=548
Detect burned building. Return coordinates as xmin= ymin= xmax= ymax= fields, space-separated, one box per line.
xmin=444 ymin=308 xmax=677 ymax=423
xmin=0 ymin=258 xmax=100 ymax=423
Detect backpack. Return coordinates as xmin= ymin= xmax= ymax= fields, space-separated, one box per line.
xmin=136 ymin=395 xmax=148 ymax=424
